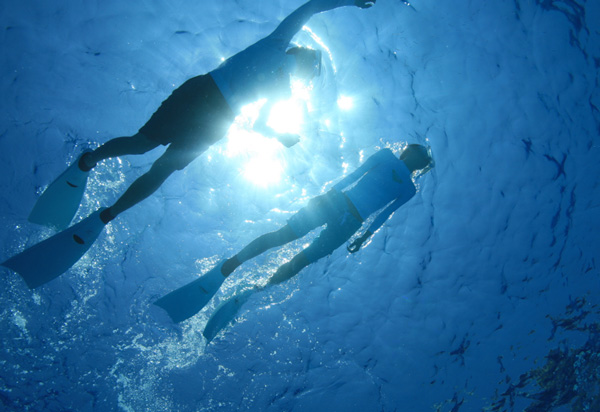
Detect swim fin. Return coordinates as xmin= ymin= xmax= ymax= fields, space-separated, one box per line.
xmin=28 ymin=151 xmax=92 ymax=230
xmin=2 ymin=209 xmax=107 ymax=289
xmin=154 ymin=260 xmax=227 ymax=323
xmin=203 ymin=288 xmax=255 ymax=343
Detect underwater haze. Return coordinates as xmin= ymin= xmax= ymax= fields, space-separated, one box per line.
xmin=1 ymin=0 xmax=599 ymax=411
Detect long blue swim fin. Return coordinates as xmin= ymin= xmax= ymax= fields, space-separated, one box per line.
xmin=28 ymin=151 xmax=91 ymax=230
xmin=154 ymin=260 xmax=227 ymax=323
xmin=2 ymin=209 xmax=107 ymax=289
xmin=203 ymin=288 xmax=255 ymax=342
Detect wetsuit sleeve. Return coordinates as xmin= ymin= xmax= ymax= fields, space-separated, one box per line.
xmin=332 ymin=150 xmax=387 ymax=192
xmin=268 ymin=0 xmax=356 ymax=45
xmin=366 ymin=193 xmax=411 ymax=235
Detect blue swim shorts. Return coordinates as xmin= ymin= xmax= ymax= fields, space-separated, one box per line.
xmin=288 ymin=190 xmax=363 ymax=264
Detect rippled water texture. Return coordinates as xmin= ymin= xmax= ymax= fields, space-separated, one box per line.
xmin=0 ymin=0 xmax=599 ymax=411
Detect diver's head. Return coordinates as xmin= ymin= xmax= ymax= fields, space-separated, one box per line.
xmin=286 ymin=46 xmax=322 ymax=80
xmin=399 ymin=144 xmax=434 ymax=174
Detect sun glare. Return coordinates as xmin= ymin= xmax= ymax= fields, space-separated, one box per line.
xmin=225 ymin=102 xmax=288 ymax=187
xmin=223 ymin=75 xmax=315 ymax=187
xmin=267 ymin=100 xmax=303 ymax=134
xmin=243 ymin=155 xmax=284 ymax=186
xmin=226 ymin=127 xmax=286 ymax=187
xmin=337 ymin=95 xmax=354 ymax=110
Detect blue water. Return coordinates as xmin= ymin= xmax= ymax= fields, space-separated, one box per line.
xmin=1 ymin=0 xmax=599 ymax=411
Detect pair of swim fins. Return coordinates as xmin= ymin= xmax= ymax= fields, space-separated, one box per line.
xmin=4 ymin=153 xmax=249 ymax=339
xmin=1 ymin=153 xmax=107 ymax=289
xmin=154 ymin=260 xmax=256 ymax=342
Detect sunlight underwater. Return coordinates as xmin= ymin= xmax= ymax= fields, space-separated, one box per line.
xmin=0 ymin=0 xmax=599 ymax=411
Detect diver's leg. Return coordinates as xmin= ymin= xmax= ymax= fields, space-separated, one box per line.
xmin=222 ymin=193 xmax=335 ymax=276
xmin=222 ymin=225 xmax=299 ymax=276
xmin=267 ymin=212 xmax=362 ymax=285
xmin=80 ymin=133 xmax=160 ymax=171
xmin=267 ymin=251 xmax=310 ymax=286
xmin=101 ymin=145 xmax=197 ymax=222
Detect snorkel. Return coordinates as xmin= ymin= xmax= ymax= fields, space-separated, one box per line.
xmin=414 ymin=145 xmax=435 ymax=178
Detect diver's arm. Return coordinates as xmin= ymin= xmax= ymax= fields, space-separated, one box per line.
xmin=332 ymin=163 xmax=369 ymax=192
xmin=253 ymin=99 xmax=302 ymax=147
xmin=347 ymin=197 xmax=404 ymax=253
xmin=269 ymin=0 xmax=375 ymax=45
xmin=332 ymin=149 xmax=388 ymax=192
xmin=367 ymin=197 xmax=404 ymax=235
xmin=348 ymin=179 xmax=416 ymax=253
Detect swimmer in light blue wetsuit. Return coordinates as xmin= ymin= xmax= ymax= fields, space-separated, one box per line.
xmin=155 ymin=144 xmax=433 ymax=326
xmin=221 ymin=144 xmax=433 ymax=284
xmin=191 ymin=144 xmax=434 ymax=340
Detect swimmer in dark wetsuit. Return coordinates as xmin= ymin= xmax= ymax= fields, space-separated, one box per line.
xmin=76 ymin=0 xmax=377 ymax=224
xmin=1 ymin=0 xmax=377 ymax=291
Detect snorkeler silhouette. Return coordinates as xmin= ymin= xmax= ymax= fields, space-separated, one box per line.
xmin=154 ymin=144 xmax=434 ymax=341
xmin=2 ymin=0 xmax=376 ymax=289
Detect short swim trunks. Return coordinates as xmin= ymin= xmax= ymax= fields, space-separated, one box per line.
xmin=139 ymin=74 xmax=235 ymax=151
xmin=288 ymin=190 xmax=363 ymax=264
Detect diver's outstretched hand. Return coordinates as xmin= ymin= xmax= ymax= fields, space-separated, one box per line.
xmin=347 ymin=238 xmax=364 ymax=253
xmin=347 ymin=230 xmax=373 ymax=253
xmin=354 ymin=0 xmax=376 ymax=9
